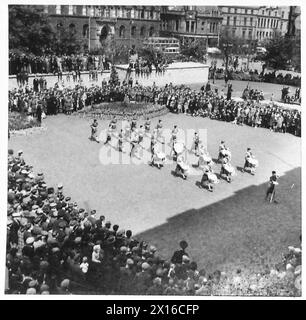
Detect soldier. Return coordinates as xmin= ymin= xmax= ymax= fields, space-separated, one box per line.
xmin=90 ymin=119 xmax=99 ymax=143
xmin=118 ymin=129 xmax=123 ymax=152
xmin=193 ymin=131 xmax=200 ymax=156
xmin=265 ymin=171 xmax=279 ymax=203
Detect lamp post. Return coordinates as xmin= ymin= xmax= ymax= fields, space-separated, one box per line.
xmin=222 ymin=42 xmax=232 ymax=80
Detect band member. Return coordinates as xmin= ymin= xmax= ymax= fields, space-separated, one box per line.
xmin=156 ymin=119 xmax=164 ymax=144
xmin=118 ymin=129 xmax=123 ymax=152
xmin=265 ymin=171 xmax=279 ymax=203
xmin=200 ymin=166 xmax=217 ymax=192
xmin=217 ymin=140 xmax=226 ymax=162
xmin=220 ymin=155 xmax=234 ymax=183
xmin=150 ymin=131 xmax=157 ymax=162
xmin=242 ymin=148 xmax=258 ymax=175
xmin=175 ymin=154 xmax=188 ymax=180
xmin=131 ymin=117 xmax=137 ymax=131
xmin=130 ymin=128 xmax=139 ymax=157
xmin=90 ymin=119 xmax=99 ymax=143
xmin=170 ymin=125 xmax=179 ymax=157
xmin=104 ymin=124 xmax=112 ymax=145
xmin=124 ymin=121 xmax=131 ymax=140
xmin=193 ymin=131 xmax=200 ymax=156
xmin=110 ymin=116 xmax=117 ymax=130
xmin=145 ymin=117 xmax=151 ymax=133
xmin=138 ymin=125 xmax=145 ymax=147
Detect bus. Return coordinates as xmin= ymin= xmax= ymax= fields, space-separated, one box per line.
xmin=144 ymin=37 xmax=180 ymax=55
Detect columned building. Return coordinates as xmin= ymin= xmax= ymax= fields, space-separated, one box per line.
xmin=160 ymin=6 xmax=223 ymax=47
xmin=43 ymin=5 xmax=161 ymax=52
xmin=219 ymin=6 xmax=290 ymax=45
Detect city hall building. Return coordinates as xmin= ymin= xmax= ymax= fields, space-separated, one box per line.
xmin=42 ymin=5 xmax=161 ymax=52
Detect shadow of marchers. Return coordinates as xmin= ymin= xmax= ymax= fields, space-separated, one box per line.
xmin=135 ymin=167 xmax=301 ymax=275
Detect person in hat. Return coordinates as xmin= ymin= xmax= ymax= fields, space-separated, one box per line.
xmin=104 ymin=123 xmax=113 ymax=146
xmin=193 ymin=131 xmax=200 ymax=156
xmin=144 ymin=117 xmax=151 ymax=133
xmin=265 ymin=171 xmax=279 ymax=203
xmin=118 ymin=129 xmax=123 ymax=152
xmin=171 ymin=240 xmax=189 ymax=264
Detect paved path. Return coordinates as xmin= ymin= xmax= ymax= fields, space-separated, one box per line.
xmin=8 ymin=113 xmax=301 ymax=272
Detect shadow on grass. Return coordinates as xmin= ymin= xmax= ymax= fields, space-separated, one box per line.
xmin=136 ymin=167 xmax=301 ymax=274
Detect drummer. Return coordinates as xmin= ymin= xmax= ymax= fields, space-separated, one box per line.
xmin=200 ymin=166 xmax=214 ymax=192
xmin=156 ymin=119 xmax=164 ymax=144
xmin=217 ymin=140 xmax=226 ymax=162
xmin=265 ymin=171 xmax=279 ymax=203
xmin=145 ymin=117 xmax=151 ymax=133
xmin=242 ymin=148 xmax=254 ymax=173
xmin=150 ymin=132 xmax=157 ymax=162
xmin=118 ymin=129 xmax=123 ymax=152
xmin=90 ymin=119 xmax=100 ymax=143
xmin=193 ymin=131 xmax=200 ymax=156
xmin=110 ymin=116 xmax=117 ymax=130
xmin=130 ymin=128 xmax=139 ymax=157
xmin=104 ymin=124 xmax=112 ymax=145
xmin=138 ymin=125 xmax=145 ymax=147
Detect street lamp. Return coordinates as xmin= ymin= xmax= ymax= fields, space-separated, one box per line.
xmin=222 ymin=42 xmax=233 ymax=79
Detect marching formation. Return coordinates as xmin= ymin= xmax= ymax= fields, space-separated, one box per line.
xmin=88 ymin=117 xmax=277 ymax=197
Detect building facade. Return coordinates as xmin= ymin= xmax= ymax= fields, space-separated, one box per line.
xmin=219 ymin=6 xmax=290 ymax=45
xmin=43 ymin=5 xmax=161 ymax=52
xmin=160 ymin=6 xmax=223 ymax=46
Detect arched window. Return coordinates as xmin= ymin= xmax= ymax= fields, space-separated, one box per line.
xmin=83 ymin=24 xmax=89 ymax=37
xmin=69 ymin=23 xmax=76 ymax=35
xmin=119 ymin=25 xmax=126 ymax=38
xmin=140 ymin=26 xmax=146 ymax=36
xmin=131 ymin=25 xmax=137 ymax=37
xmin=149 ymin=26 xmax=154 ymax=37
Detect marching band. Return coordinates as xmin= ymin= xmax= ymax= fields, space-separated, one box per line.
xmin=89 ymin=118 xmax=278 ymax=198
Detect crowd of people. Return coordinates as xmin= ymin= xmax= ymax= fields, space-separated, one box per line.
xmin=9 ymin=78 xmax=301 ymax=137
xmin=6 ymin=149 xmax=228 ymax=295
xmin=9 ymin=52 xmax=111 ymax=76
xmin=281 ymin=87 xmax=301 ymax=105
xmin=127 ymin=57 xmax=168 ymax=78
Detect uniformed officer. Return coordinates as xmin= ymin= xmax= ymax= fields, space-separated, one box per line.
xmin=104 ymin=124 xmax=112 ymax=145
xmin=193 ymin=132 xmax=200 ymax=156
xmin=265 ymin=171 xmax=279 ymax=203
xmin=144 ymin=117 xmax=151 ymax=133
xmin=90 ymin=119 xmax=99 ymax=143
xmin=118 ymin=129 xmax=123 ymax=152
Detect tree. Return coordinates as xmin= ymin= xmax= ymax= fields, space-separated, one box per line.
xmin=109 ymin=65 xmax=119 ymax=86
xmin=9 ymin=5 xmax=56 ymax=55
xmin=180 ymin=39 xmax=207 ymax=61
xmin=263 ymin=35 xmax=300 ymax=70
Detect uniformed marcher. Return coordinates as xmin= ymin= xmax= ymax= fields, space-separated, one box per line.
xmin=265 ymin=171 xmax=279 ymax=203
xmin=118 ymin=129 xmax=123 ymax=152
xmin=90 ymin=119 xmax=99 ymax=143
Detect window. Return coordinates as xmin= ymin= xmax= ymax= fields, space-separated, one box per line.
xmin=69 ymin=23 xmax=76 ymax=35
xmin=82 ymin=6 xmax=87 ymax=16
xmin=186 ymin=21 xmax=190 ymax=32
xmin=202 ymin=21 xmax=205 ymax=26
xmin=274 ymin=11 xmax=277 ymax=17
xmin=176 ymin=20 xmax=179 ymax=31
xmin=119 ymin=25 xmax=125 ymax=37
xmin=233 ymin=16 xmax=237 ymax=26
xmin=227 ymin=16 xmax=230 ymax=25
xmin=281 ymin=11 xmax=284 ymax=18
xmin=270 ymin=31 xmax=272 ymax=37
xmin=232 ymin=29 xmax=236 ymax=37
xmin=141 ymin=9 xmax=144 ymax=18
xmin=68 ymin=5 xmax=73 ymax=15
xmin=83 ymin=24 xmax=89 ymax=37
xmin=131 ymin=25 xmax=136 ymax=37
xmin=269 ymin=10 xmax=271 ymax=16
xmin=56 ymin=5 xmax=61 ymax=15
xmin=242 ymin=30 xmax=246 ymax=38
xmin=191 ymin=21 xmax=195 ymax=33
xmin=244 ymin=17 xmax=247 ymax=25
xmin=249 ymin=29 xmax=252 ymax=38
xmin=250 ymin=17 xmax=253 ymax=25
xmin=140 ymin=26 xmax=146 ymax=36
xmin=251 ymin=10 xmax=253 ymax=15
xmin=43 ymin=6 xmax=48 ymax=14
xmin=150 ymin=10 xmax=154 ymax=19
xmin=280 ymin=22 xmax=283 ymax=29
xmin=262 ymin=10 xmax=264 ymax=15
xmin=266 ymin=31 xmax=268 ymax=37
xmin=149 ymin=26 xmax=154 ymax=36
xmin=131 ymin=8 xmax=135 ymax=19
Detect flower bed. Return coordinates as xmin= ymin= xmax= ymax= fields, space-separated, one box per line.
xmin=9 ymin=112 xmax=40 ymax=131
xmin=77 ymin=102 xmax=169 ymax=120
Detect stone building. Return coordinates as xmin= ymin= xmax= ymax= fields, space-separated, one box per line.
xmin=160 ymin=6 xmax=223 ymax=46
xmin=219 ymin=6 xmax=290 ymax=45
xmin=43 ymin=5 xmax=161 ymax=52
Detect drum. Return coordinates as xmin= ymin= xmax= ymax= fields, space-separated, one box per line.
xmin=202 ymin=154 xmax=212 ymax=163
xmin=156 ymin=151 xmax=166 ymax=161
xmin=207 ymin=172 xmax=218 ymax=184
xmin=174 ymin=142 xmax=185 ymax=154
xmin=248 ymin=158 xmax=258 ymax=167
xmin=224 ymin=163 xmax=235 ymax=174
